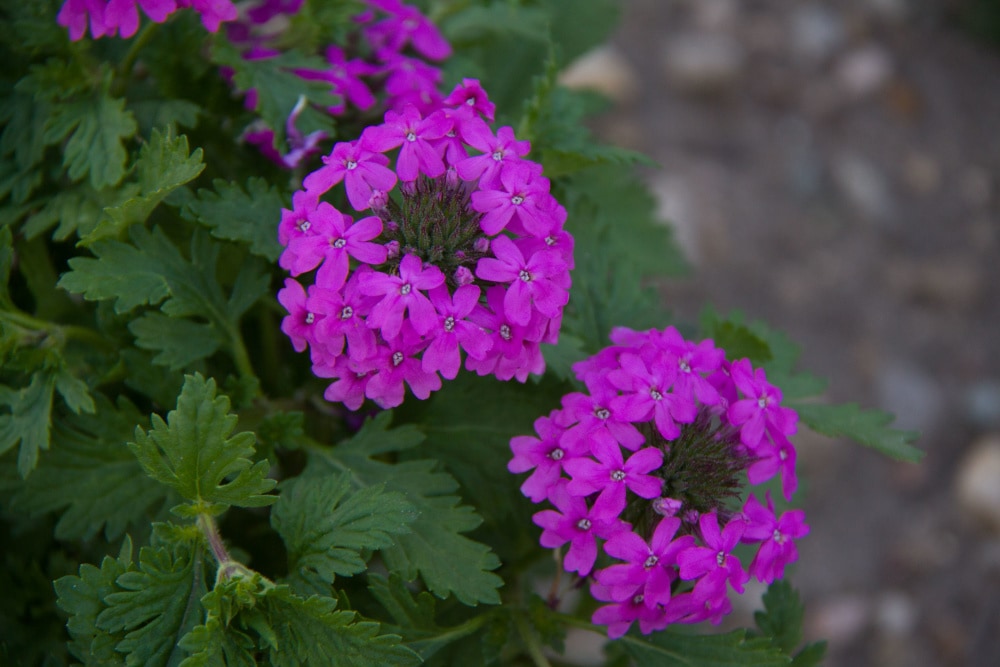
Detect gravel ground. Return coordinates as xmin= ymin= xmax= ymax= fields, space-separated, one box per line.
xmin=570 ymin=1 xmax=1000 ymax=664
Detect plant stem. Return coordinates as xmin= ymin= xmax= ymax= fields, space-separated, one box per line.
xmin=197 ymin=513 xmax=254 ymax=581
xmin=0 ymin=310 xmax=115 ymax=351
xmin=514 ymin=611 xmax=553 ymax=667
xmin=117 ymin=21 xmax=160 ymax=80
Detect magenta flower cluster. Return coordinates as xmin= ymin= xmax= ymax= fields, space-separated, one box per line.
xmin=277 ymin=81 xmax=573 ymax=410
xmin=57 ymin=0 xmax=237 ymax=40
xmin=508 ymin=326 xmax=808 ymax=637
xmin=231 ymin=0 xmax=454 ymax=168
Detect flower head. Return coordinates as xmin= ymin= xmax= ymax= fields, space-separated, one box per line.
xmin=508 ymin=326 xmax=807 ymax=636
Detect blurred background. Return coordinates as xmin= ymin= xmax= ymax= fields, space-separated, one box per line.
xmin=562 ymin=0 xmax=1000 ymax=664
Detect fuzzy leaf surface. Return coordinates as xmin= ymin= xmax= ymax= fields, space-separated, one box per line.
xmin=271 ymin=473 xmax=417 ymax=594
xmin=309 ymin=412 xmax=502 ymax=605
xmin=128 ymin=373 xmax=276 ymax=516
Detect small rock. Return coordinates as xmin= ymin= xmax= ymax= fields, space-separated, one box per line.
xmin=808 ymin=594 xmax=872 ymax=645
xmin=790 ymin=4 xmax=845 ymax=62
xmin=831 ymin=153 xmax=894 ymax=221
xmin=663 ymin=32 xmax=745 ymax=95
xmin=965 ymin=381 xmax=1000 ymax=429
xmin=875 ymin=360 xmax=944 ymax=434
xmin=650 ymin=174 xmax=701 ymax=264
xmin=960 ymin=166 xmax=993 ymax=209
xmin=875 ymin=591 xmax=918 ymax=635
xmin=956 ymin=435 xmax=1000 ymax=534
xmin=559 ymin=45 xmax=640 ymax=105
xmin=835 ymin=45 xmax=894 ymax=98
xmin=901 ymin=152 xmax=941 ymax=195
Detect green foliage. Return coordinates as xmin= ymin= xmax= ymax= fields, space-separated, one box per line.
xmin=10 ymin=395 xmax=173 ymax=541
xmin=752 ymin=582 xmax=828 ymax=666
xmin=181 ymin=177 xmax=287 ymax=261
xmin=271 ymin=473 xmax=417 ymax=594
xmin=612 ymin=628 xmax=791 ymax=666
xmin=0 ymin=373 xmax=55 ymax=478
xmin=795 ymin=402 xmax=923 ymax=463
xmin=128 ymin=373 xmax=276 ymax=517
xmin=179 ymin=575 xmax=420 ymax=667
xmin=308 ymin=412 xmax=503 ymax=606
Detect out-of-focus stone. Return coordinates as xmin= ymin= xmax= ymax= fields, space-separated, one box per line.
xmin=831 ymin=153 xmax=894 ymax=222
xmin=875 ymin=591 xmax=918 ymax=635
xmin=559 ymin=628 xmax=606 ymax=666
xmin=663 ymin=32 xmax=745 ymax=95
xmin=650 ymin=174 xmax=700 ymax=264
xmin=808 ymin=594 xmax=872 ymax=645
xmin=955 ymin=435 xmax=1000 ymax=534
xmin=835 ymin=45 xmax=894 ymax=98
xmin=790 ymin=4 xmax=846 ymax=62
xmin=559 ymin=45 xmax=640 ymax=105
xmin=884 ymin=257 xmax=982 ymax=308
xmin=901 ymin=152 xmax=941 ymax=195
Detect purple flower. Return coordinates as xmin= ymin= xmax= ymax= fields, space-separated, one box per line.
xmin=359 ymin=253 xmax=444 ymax=339
xmin=741 ymin=493 xmax=809 ymax=583
xmin=362 ymin=105 xmax=449 ymax=181
xmin=728 ymin=359 xmax=798 ymax=447
xmin=595 ymin=517 xmax=695 ymax=608
xmin=277 ymin=279 xmax=316 ymax=353
xmin=609 ymin=352 xmax=697 ymax=440
xmin=176 ymin=0 xmax=237 ymax=32
xmin=564 ymin=439 xmax=663 ymax=517
xmin=363 ymin=0 xmax=452 ymax=61
xmin=58 ymin=0 xmax=109 ymax=40
xmin=419 ymin=284 xmax=490 ymax=379
xmin=443 ymin=78 xmax=496 ymax=122
xmin=591 ymin=583 xmax=668 ymax=639
xmin=475 ymin=235 xmax=569 ymax=325
xmin=508 ymin=416 xmax=583 ymax=503
xmin=456 ymin=122 xmax=530 ymax=188
xmin=103 ymin=0 xmax=176 ymax=38
xmin=677 ymin=513 xmax=749 ymax=594
xmin=471 ymin=161 xmax=553 ymax=236
xmin=304 ymin=141 xmax=398 ymax=212
xmin=361 ymin=324 xmax=441 ymax=408
xmin=532 ymin=482 xmax=628 ymax=575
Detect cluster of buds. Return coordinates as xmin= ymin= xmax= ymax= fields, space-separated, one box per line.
xmin=509 ymin=326 xmax=808 ymax=637
xmin=278 ymin=81 xmax=573 ymax=409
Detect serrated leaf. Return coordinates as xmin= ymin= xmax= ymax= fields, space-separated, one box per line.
xmin=790 ymin=641 xmax=828 ymax=667
xmin=309 ymin=412 xmax=503 ymax=606
xmin=211 ymin=42 xmax=339 ymax=150
xmin=614 ymin=628 xmax=790 ymax=667
xmin=182 ymin=177 xmax=287 ymax=261
xmin=752 ymin=581 xmax=805 ymax=655
xmin=0 ymin=372 xmax=55 ymax=478
xmin=794 ymin=402 xmax=923 ymax=463
xmin=178 ymin=576 xmax=420 ymax=667
xmin=271 ymin=473 xmax=417 ymax=594
xmin=128 ymin=373 xmax=276 ymax=515
xmin=129 ymin=312 xmax=224 ymax=370
xmin=54 ymin=367 xmax=96 ymax=415
xmin=700 ymin=312 xmax=774 ymax=365
xmin=44 ymin=89 xmax=137 ymax=189
xmin=21 ymin=186 xmax=116 ymax=242
xmin=54 ymin=536 xmax=134 ymax=666
xmin=96 ymin=534 xmax=209 ymax=667
xmin=226 ymin=258 xmax=271 ymax=321
xmin=82 ymin=127 xmax=205 ymax=245
xmin=10 ymin=395 xmax=174 ymax=541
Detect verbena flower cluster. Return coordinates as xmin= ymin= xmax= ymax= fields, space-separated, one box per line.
xmin=230 ymin=0 xmax=454 ymax=168
xmin=277 ymin=81 xmax=573 ymax=410
xmin=509 ymin=326 xmax=808 ymax=637
xmin=58 ymin=0 xmax=238 ymax=40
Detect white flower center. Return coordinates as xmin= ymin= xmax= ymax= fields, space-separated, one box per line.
xmin=679 ymin=359 xmax=691 ymax=373
xmin=595 ymin=407 xmax=610 ymax=420
xmin=346 ymin=160 xmax=358 ymax=170
xmin=644 ymin=555 xmax=658 ymax=569
xmin=333 ymin=238 xmax=347 ymax=248
xmin=392 ymin=351 xmax=404 ymax=366
xmin=510 ymin=195 xmax=524 ymax=205
xmin=544 ymin=235 xmax=556 ymax=246
xmin=406 ymin=132 xmax=416 ymax=142
xmin=298 ymin=220 xmax=311 ymax=232
xmin=576 ymin=518 xmax=592 ymax=531
xmin=304 ymin=312 xmax=315 ymax=324
xmin=758 ymin=396 xmax=768 ymax=409
xmin=611 ymin=470 xmax=626 ymax=482
xmin=549 ymin=448 xmax=564 ymax=461
xmin=400 ymin=284 xmax=412 ymax=295
xmin=340 ymin=306 xmax=353 ymax=319
xmin=716 ymin=552 xmax=726 ymax=566
xmin=519 ymin=270 xmax=531 ymax=282
xmin=492 ymin=150 xmax=503 ymax=161
xmin=779 ymin=449 xmax=788 ymax=461
xmin=633 ymin=594 xmax=644 ymax=605
xmin=773 ymin=529 xmax=785 ymax=543
xmin=499 ymin=324 xmax=512 ymax=340
xmin=466 ymin=97 xmax=476 ymax=106
xmin=650 ymin=389 xmax=662 ymax=400
xmin=443 ymin=316 xmax=455 ymax=332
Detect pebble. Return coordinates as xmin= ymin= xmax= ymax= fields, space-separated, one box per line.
xmin=831 ymin=153 xmax=894 ymax=222
xmin=559 ymin=45 xmax=640 ymax=105
xmin=955 ymin=435 xmax=1000 ymax=534
xmin=875 ymin=591 xmax=918 ymax=635
xmin=808 ymin=594 xmax=872 ymax=645
xmin=663 ymin=32 xmax=745 ymax=95
xmin=790 ymin=4 xmax=846 ymax=62
xmin=835 ymin=45 xmax=894 ymax=98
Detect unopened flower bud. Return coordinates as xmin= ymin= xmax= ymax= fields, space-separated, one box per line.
xmin=385 ymin=240 xmax=400 ymax=259
xmin=454 ymin=266 xmax=474 ymax=286
xmin=474 ymin=237 xmax=490 ymax=253
xmin=652 ymin=497 xmax=683 ymax=517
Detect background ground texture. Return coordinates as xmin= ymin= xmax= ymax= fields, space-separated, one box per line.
xmin=569 ymin=0 xmax=1000 ymax=664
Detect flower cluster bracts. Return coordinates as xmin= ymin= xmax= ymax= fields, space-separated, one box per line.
xmin=278 ymin=83 xmax=573 ymax=409
xmin=509 ymin=326 xmax=808 ymax=637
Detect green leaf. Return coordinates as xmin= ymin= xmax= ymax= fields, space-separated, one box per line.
xmin=21 ymin=186 xmax=116 ymax=242
xmin=794 ymin=402 xmax=923 ymax=463
xmin=614 ymin=628 xmax=790 ymax=667
xmin=699 ymin=310 xmax=773 ymax=365
xmin=752 ymin=582 xmax=804 ymax=655
xmin=210 ymin=41 xmax=339 ymax=150
xmin=178 ymin=575 xmax=420 ymax=667
xmin=54 ymin=366 xmax=96 ymax=415
xmin=82 ymin=127 xmax=205 ymax=245
xmin=309 ymin=412 xmax=503 ymax=606
xmin=0 ymin=225 xmax=13 ymax=307
xmin=96 ymin=531 xmax=209 ymax=667
xmin=54 ymin=536 xmax=135 ymax=666
xmin=10 ymin=395 xmax=173 ymax=541
xmin=181 ymin=177 xmax=287 ymax=261
xmin=128 ymin=312 xmax=224 ymax=370
xmin=790 ymin=641 xmax=828 ymax=667
xmin=0 ymin=372 xmax=55 ymax=478
xmin=128 ymin=373 xmax=276 ymax=516
xmin=44 ymin=89 xmax=138 ymax=189
xmin=271 ymin=473 xmax=417 ymax=594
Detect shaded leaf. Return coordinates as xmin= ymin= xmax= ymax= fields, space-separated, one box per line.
xmin=181 ymin=177 xmax=287 ymax=261
xmin=794 ymin=402 xmax=923 ymax=463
